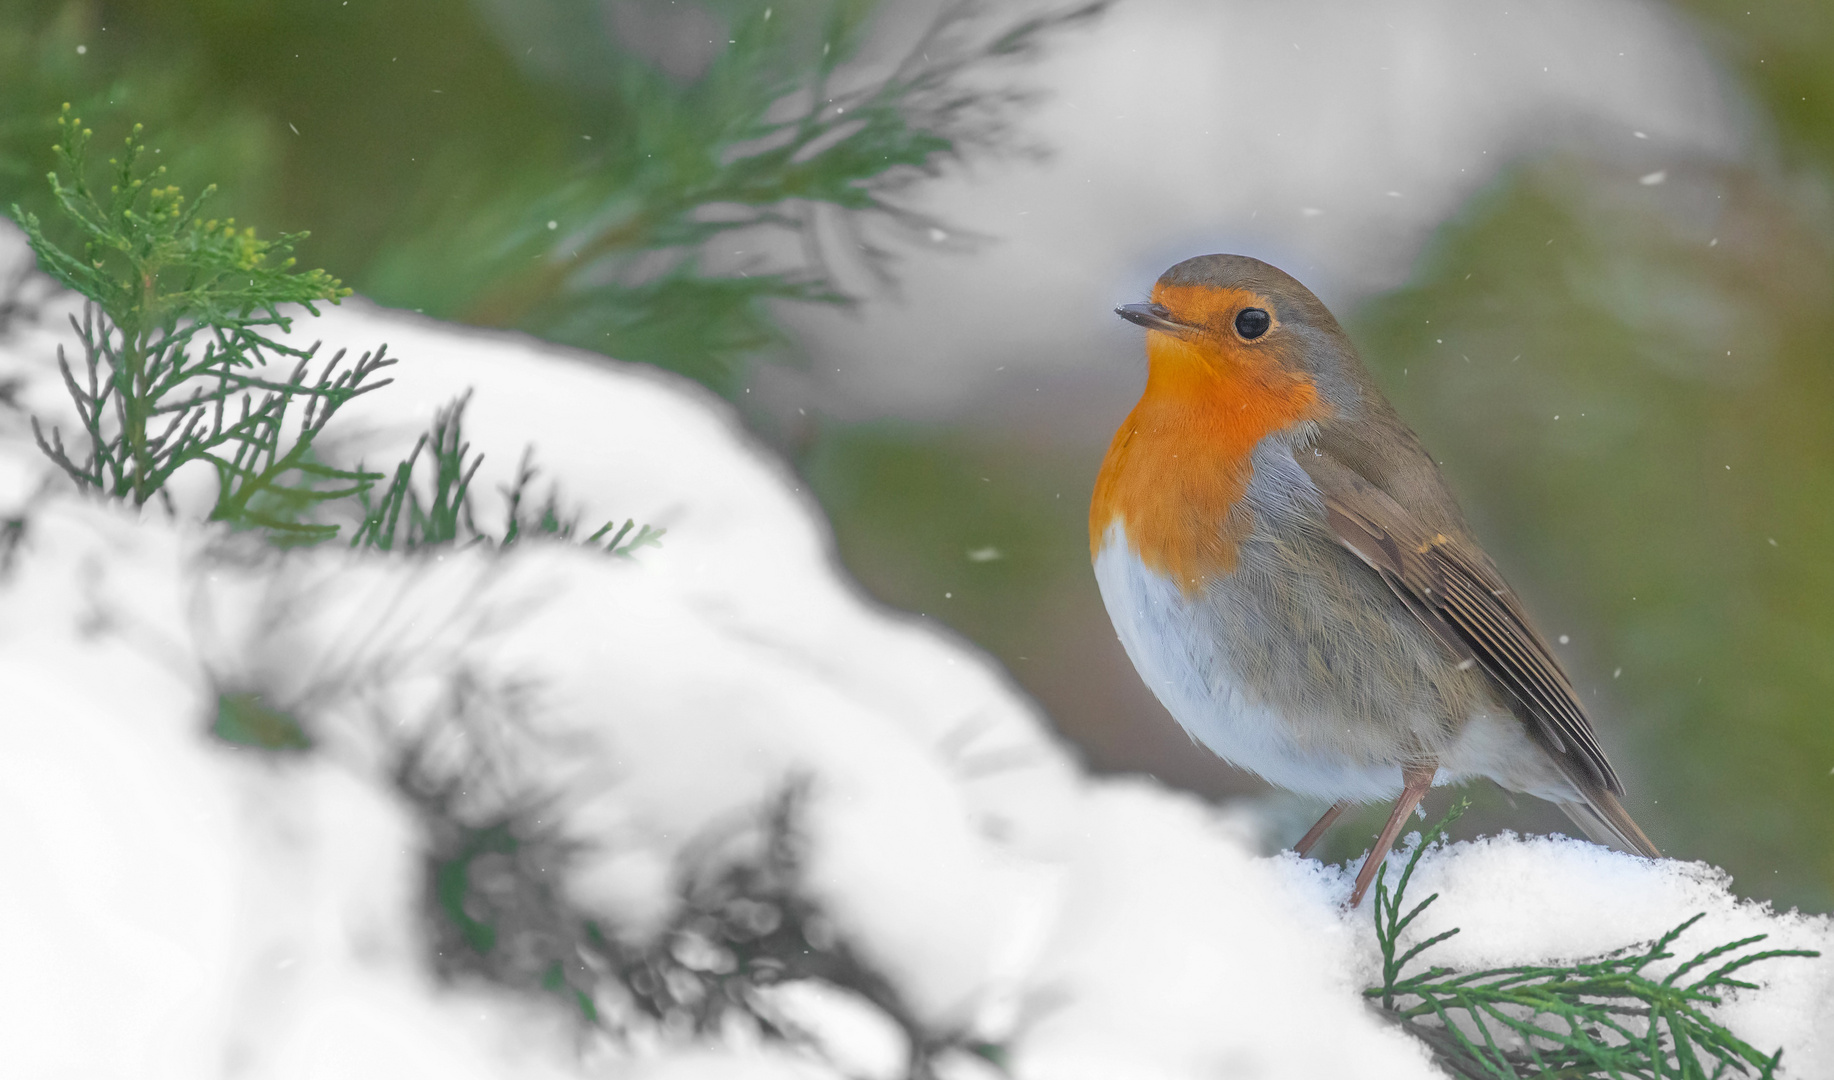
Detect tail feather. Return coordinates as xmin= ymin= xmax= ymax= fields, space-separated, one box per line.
xmin=1559 ymin=788 xmax=1661 ymax=858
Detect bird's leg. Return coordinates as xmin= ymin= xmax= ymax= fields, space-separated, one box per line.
xmin=1293 ymin=801 xmax=1349 ymax=859
xmin=1347 ymin=762 xmax=1438 ymax=908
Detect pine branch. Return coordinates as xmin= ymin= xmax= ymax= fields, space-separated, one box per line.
xmin=446 ymin=0 xmax=1111 ymax=390
xmin=1366 ymin=800 xmax=1817 ymax=1078
xmin=351 ymin=393 xmax=664 ymax=558
xmin=11 ymin=106 xmax=390 ymax=540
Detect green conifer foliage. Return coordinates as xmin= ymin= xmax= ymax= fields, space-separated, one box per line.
xmin=1368 ymin=802 xmax=1818 ymax=1079
xmin=13 ymin=106 xmax=390 ymax=541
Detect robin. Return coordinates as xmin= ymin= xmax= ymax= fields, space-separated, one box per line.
xmin=1093 ymin=253 xmax=1659 ymax=907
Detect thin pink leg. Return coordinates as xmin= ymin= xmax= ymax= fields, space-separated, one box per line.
xmin=1293 ymin=801 xmax=1349 ymax=859
xmin=1348 ymin=763 xmax=1437 ymax=908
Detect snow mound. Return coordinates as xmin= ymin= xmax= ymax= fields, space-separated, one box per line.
xmin=1346 ymin=831 xmax=1834 ymax=1070
xmin=1 ymin=263 xmax=1827 ymax=1076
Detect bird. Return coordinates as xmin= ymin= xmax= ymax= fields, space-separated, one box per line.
xmin=1092 ymin=253 xmax=1659 ymax=907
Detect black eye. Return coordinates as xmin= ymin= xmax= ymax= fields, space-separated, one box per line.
xmin=1235 ymin=308 xmax=1271 ymax=339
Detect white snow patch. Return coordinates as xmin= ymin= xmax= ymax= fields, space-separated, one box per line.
xmin=756 ymin=981 xmax=910 ymax=1080
xmin=1009 ymin=783 xmax=1434 ymax=1079
xmin=1344 ymin=831 xmax=1834 ymax=1072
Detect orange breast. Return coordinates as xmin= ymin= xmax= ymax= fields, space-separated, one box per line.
xmin=1091 ymin=317 xmax=1323 ymax=594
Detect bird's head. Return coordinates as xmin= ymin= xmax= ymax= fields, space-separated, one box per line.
xmin=1116 ymin=254 xmax=1365 ymax=420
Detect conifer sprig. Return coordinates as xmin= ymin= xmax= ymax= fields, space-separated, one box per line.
xmin=351 ymin=393 xmax=664 ymax=557
xmin=12 ymin=106 xmax=385 ymax=533
xmin=1367 ymin=801 xmax=1817 ymax=1079
xmin=451 ymin=0 xmax=1110 ymax=388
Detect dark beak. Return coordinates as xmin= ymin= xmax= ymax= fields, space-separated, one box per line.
xmin=1115 ymin=302 xmax=1191 ymax=335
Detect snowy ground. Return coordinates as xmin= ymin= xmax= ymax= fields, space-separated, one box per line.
xmin=1 ymin=235 xmax=1829 ymax=1076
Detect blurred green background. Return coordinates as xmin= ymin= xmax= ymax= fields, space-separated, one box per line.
xmin=3 ymin=0 xmax=1829 ymax=911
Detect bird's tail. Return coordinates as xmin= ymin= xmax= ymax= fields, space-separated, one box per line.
xmin=1559 ymin=787 xmax=1661 ymax=858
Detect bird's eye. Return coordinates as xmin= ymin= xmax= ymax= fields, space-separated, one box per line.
xmin=1235 ymin=308 xmax=1271 ymax=340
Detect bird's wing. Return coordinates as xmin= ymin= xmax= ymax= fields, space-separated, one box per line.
xmin=1296 ymin=445 xmax=1627 ymax=801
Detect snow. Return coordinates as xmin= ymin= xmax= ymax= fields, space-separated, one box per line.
xmin=0 ymin=505 xmax=585 ymax=1080
xmin=1010 ymin=783 xmax=1429 ymax=1079
xmin=756 ymin=981 xmax=910 ymax=1080
xmin=2 ymin=229 xmax=1830 ymax=1077
xmin=1347 ymin=831 xmax=1834 ymax=1070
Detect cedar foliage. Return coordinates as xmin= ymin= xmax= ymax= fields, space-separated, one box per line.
xmin=1367 ymin=801 xmax=1818 ymax=1079
xmin=13 ymin=106 xmax=386 ymax=541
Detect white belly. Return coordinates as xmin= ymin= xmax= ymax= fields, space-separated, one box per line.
xmin=1092 ymin=523 xmax=1406 ymax=802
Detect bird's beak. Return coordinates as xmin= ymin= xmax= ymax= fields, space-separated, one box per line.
xmin=1115 ymin=302 xmax=1192 ymax=335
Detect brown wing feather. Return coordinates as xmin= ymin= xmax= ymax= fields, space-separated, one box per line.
xmin=1299 ymin=449 xmax=1621 ymax=796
